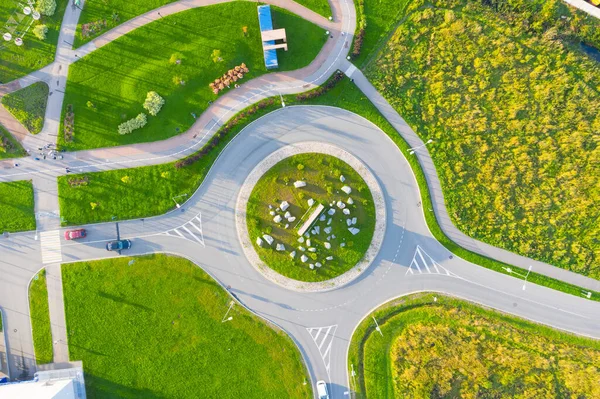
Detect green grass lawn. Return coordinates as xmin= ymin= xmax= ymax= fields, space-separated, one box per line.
xmin=59 ymin=2 xmax=326 ymax=151
xmin=0 ymin=0 xmax=68 ymax=83
xmin=57 ymin=75 xmax=600 ymax=301
xmin=62 ymin=254 xmax=312 ymax=398
xmin=0 ymin=124 xmax=26 ymax=159
xmin=294 ymin=0 xmax=332 ymax=18
xmin=74 ymin=0 xmax=331 ymax=47
xmin=366 ymin=0 xmax=600 ymax=279
xmin=1 ymin=82 xmax=49 ymax=134
xmin=0 ymin=180 xmax=36 ymax=232
xmin=29 ymin=269 xmax=53 ymax=365
xmin=348 ymin=293 xmax=600 ymax=398
xmin=247 ymin=153 xmax=375 ymax=282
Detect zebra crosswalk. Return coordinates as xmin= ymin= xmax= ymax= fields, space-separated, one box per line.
xmin=405 ymin=245 xmax=458 ymax=277
xmin=164 ymin=214 xmax=205 ymax=246
xmin=40 ymin=230 xmax=62 ymax=264
xmin=307 ymin=324 xmax=337 ymax=378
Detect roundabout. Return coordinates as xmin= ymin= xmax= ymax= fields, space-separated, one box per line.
xmin=236 ymin=141 xmax=386 ymax=291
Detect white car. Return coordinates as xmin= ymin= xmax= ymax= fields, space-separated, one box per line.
xmin=316 ymin=380 xmax=329 ymax=399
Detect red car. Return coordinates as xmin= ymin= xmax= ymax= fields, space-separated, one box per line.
xmin=64 ymin=229 xmax=87 ymax=240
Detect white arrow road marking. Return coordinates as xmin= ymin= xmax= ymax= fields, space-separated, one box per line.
xmin=406 ymin=245 xmax=458 ymax=278
xmin=307 ymin=324 xmax=337 ymax=378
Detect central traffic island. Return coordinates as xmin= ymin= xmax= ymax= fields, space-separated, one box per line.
xmin=237 ymin=142 xmax=386 ymax=292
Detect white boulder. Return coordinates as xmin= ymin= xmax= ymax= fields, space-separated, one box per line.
xmin=301 ymin=254 xmax=308 ymax=263
xmin=284 ymin=211 xmax=291 ymax=219
xmin=306 ymin=239 xmax=311 ymax=247
xmin=328 ymin=208 xmax=336 ymax=215
xmin=336 ymin=201 xmax=346 ymax=209
xmin=326 ymin=256 xmax=334 ymax=261
xmin=269 ymin=211 xmax=275 ymax=216
xmin=341 ymin=186 xmax=352 ymax=194
xmin=324 ymin=242 xmax=331 ymax=249
xmin=348 ymin=227 xmax=360 ymax=235
xmin=309 ymin=264 xmax=315 ymax=269
xmin=340 ymin=175 xmax=346 ymax=182
xmin=308 ymin=198 xmax=315 ymax=207
xmin=319 ymin=214 xmax=326 ymax=221
xmin=327 ymin=218 xmax=332 ymax=225
xmin=324 ymin=227 xmax=332 ymax=234
xmin=346 ymin=219 xmax=352 ymax=226
xmin=314 ymin=226 xmax=320 ymax=234
xmin=290 ymin=251 xmax=296 ymax=258
xmin=284 ymin=224 xmax=289 ymax=229
xmin=331 ymin=234 xmax=336 ymax=239
xmin=347 ymin=197 xmax=354 ymax=205
xmin=256 ymin=237 xmax=263 ymax=247
xmin=316 ymin=262 xmax=322 ymax=268
xmin=340 ymin=242 xmax=346 ymax=248
xmin=287 ymin=216 xmax=296 ymax=222
xmin=298 ymin=236 xmax=305 ymax=243
xmin=352 ymin=217 xmax=357 ymax=225
xmin=273 ymin=215 xmax=283 ymax=223
xmin=294 ymin=181 xmax=306 ymax=188
xmin=343 ymin=208 xmax=351 ymax=215
xmin=276 ymin=243 xmax=285 ymax=251
xmin=298 ymin=246 xmax=306 ymax=252
xmin=280 ymin=201 xmax=290 ymax=211
xmin=263 ymin=235 xmax=274 ymax=245
xmin=308 ymin=247 xmax=317 ymax=252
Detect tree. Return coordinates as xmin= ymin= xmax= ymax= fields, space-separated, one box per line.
xmin=118 ymin=113 xmax=147 ymax=135
xmin=36 ymin=0 xmax=56 ymax=16
xmin=32 ymin=24 xmax=48 ymax=40
xmin=143 ymin=91 xmax=165 ymax=116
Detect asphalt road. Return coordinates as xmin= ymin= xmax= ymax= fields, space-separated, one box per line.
xmin=2 ymin=106 xmax=599 ymax=396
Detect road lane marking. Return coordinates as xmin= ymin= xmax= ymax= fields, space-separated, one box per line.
xmin=307 ymin=324 xmax=337 ymax=378
xmin=406 ymin=245 xmax=458 ymax=278
xmin=40 ymin=230 xmax=62 ymax=264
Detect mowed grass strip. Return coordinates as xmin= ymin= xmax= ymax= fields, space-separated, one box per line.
xmin=62 ymin=254 xmax=312 ymax=398
xmin=60 ymin=2 xmax=326 ymax=151
xmin=0 ymin=180 xmax=36 ymax=232
xmin=1 ymin=82 xmax=49 ymax=134
xmin=294 ymin=0 xmax=332 ymax=18
xmin=349 ymin=294 xmax=600 ymax=398
xmin=0 ymin=124 xmax=26 ymax=159
xmin=0 ymin=0 xmax=68 ymax=82
xmin=247 ymin=153 xmax=375 ymax=282
xmin=29 ymin=269 xmax=53 ymax=365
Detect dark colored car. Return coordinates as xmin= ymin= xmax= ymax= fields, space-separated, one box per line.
xmin=106 ymin=239 xmax=132 ymax=251
xmin=64 ymin=229 xmax=87 ymax=240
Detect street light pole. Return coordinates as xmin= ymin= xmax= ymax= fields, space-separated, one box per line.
xmin=408 ymin=139 xmax=433 ymax=154
xmin=372 ymin=316 xmax=383 ymax=337
xmin=172 ymin=193 xmax=189 ymax=208
xmin=222 ymin=301 xmax=235 ymax=323
xmin=522 ymin=265 xmax=532 ymax=290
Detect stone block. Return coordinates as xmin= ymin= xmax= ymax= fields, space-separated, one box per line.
xmin=341 ymin=185 xmax=352 ymax=194
xmin=294 ymin=181 xmax=306 ymax=188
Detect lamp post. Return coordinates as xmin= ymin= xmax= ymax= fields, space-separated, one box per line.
xmin=222 ymin=301 xmax=235 ymax=323
xmin=408 ymin=139 xmax=433 ymax=154
xmin=522 ymin=265 xmax=532 ymax=291
xmin=172 ymin=193 xmax=189 ymax=208
xmin=372 ymin=316 xmax=383 ymax=337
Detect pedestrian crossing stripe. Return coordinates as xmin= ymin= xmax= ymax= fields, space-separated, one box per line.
xmin=40 ymin=230 xmax=62 ymax=264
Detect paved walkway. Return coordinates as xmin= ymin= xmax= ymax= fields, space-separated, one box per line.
xmin=564 ymin=0 xmax=600 ymax=18
xmin=45 ymin=263 xmax=70 ymax=366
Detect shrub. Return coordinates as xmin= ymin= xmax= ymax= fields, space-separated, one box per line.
xmin=37 ymin=0 xmax=56 ymax=16
xmin=297 ymin=164 xmax=304 ymax=171
xmin=143 ymin=91 xmax=165 ymax=116
xmin=298 ymin=192 xmax=305 ymax=200
xmin=118 ymin=113 xmax=147 ymax=135
xmin=90 ymin=202 xmax=98 ymax=210
xmin=86 ymin=101 xmax=95 ymax=109
xmin=172 ymin=75 xmax=186 ymax=86
xmin=33 ymin=24 xmax=48 ymax=40
xmin=265 ymin=226 xmax=272 ymax=234
xmin=211 ymin=49 xmax=223 ymax=63
xmin=169 ymin=52 xmax=183 ymax=65
xmin=296 ymin=71 xmax=345 ymax=101
xmin=121 ymin=176 xmax=130 ymax=184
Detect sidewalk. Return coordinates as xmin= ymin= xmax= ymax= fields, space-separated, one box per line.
xmin=45 ymin=263 xmax=70 ymax=366
xmin=345 ymin=62 xmax=600 ymax=293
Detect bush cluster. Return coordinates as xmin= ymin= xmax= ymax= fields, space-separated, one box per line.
xmin=174 ymin=98 xmax=275 ymax=169
xmin=37 ymin=0 xmax=56 ymax=16
xmin=33 ymin=24 xmax=48 ymax=41
xmin=295 ymin=71 xmax=345 ymax=101
xmin=143 ymin=91 xmax=165 ymax=116
xmin=351 ymin=0 xmax=366 ymax=58
xmin=118 ymin=113 xmax=147 ymax=135
xmin=64 ymin=104 xmax=75 ymax=142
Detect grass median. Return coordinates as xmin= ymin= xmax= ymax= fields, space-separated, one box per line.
xmin=62 ymin=254 xmax=312 ymax=398
xmin=0 ymin=180 xmax=36 ymax=233
xmin=0 ymin=124 xmax=26 ymax=159
xmin=58 ymin=75 xmax=600 ymax=301
xmin=29 ymin=269 xmax=53 ymax=365
xmin=348 ymin=293 xmax=600 ymax=398
xmin=1 ymin=82 xmax=49 ymax=134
